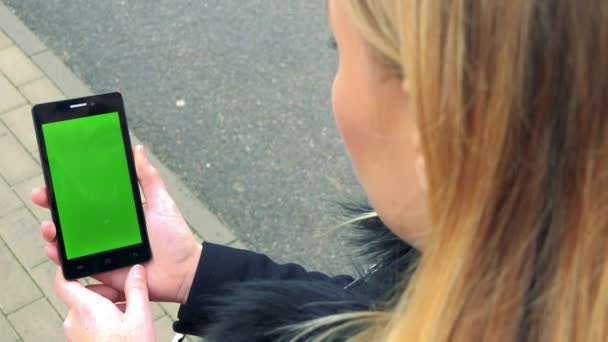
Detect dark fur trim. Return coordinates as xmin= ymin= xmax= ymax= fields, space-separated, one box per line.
xmin=339 ymin=201 xmax=418 ymax=267
xmin=200 ymin=201 xmax=420 ymax=341
xmin=338 ymin=202 xmax=420 ymax=303
xmin=202 ymin=281 xmax=370 ymax=342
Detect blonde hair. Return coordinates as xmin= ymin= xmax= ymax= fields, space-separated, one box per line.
xmin=302 ymin=0 xmax=608 ymax=341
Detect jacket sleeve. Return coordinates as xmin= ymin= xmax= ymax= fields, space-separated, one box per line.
xmin=172 ymin=241 xmax=355 ymax=336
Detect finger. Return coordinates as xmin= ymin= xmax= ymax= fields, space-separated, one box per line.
xmin=133 ymin=145 xmax=172 ymax=212
xmin=91 ymin=268 xmax=129 ymax=296
xmin=45 ymin=242 xmax=60 ymax=265
xmin=55 ymin=268 xmax=101 ymax=310
xmin=124 ymin=264 xmax=151 ymax=320
xmin=91 ymin=267 xmax=160 ymax=303
xmin=85 ymin=284 xmax=124 ymax=303
xmin=31 ymin=186 xmax=50 ymax=209
xmin=40 ymin=220 xmax=56 ymax=243
xmin=63 ymin=310 xmax=75 ymax=341
xmin=138 ymin=183 xmax=147 ymax=208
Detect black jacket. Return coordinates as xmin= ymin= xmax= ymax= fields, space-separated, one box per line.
xmin=173 ymin=205 xmax=420 ymax=341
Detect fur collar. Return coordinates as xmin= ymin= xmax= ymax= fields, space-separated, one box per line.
xmin=201 ymin=202 xmax=419 ymax=341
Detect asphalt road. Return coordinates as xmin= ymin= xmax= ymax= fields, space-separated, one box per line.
xmin=5 ymin=1 xmax=366 ymax=275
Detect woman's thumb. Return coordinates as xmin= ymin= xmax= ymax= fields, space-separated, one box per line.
xmin=134 ymin=145 xmax=170 ymax=211
xmin=124 ymin=264 xmax=151 ymax=319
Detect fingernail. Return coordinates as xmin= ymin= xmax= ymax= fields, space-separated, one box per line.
xmin=136 ymin=145 xmax=144 ymax=153
xmin=131 ymin=264 xmax=145 ymax=279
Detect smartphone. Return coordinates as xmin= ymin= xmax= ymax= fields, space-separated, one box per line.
xmin=32 ymin=92 xmax=151 ymax=279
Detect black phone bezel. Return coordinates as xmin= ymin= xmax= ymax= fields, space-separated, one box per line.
xmin=32 ymin=92 xmax=151 ymax=280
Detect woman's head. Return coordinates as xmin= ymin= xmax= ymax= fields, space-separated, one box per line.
xmin=328 ymin=0 xmax=430 ymax=248
xmin=328 ymin=0 xmax=608 ymax=340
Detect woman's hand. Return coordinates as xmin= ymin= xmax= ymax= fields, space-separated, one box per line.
xmin=33 ymin=145 xmax=202 ymax=304
xmin=57 ymin=264 xmax=155 ymax=342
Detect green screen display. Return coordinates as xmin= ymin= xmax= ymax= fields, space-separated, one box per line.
xmin=42 ymin=112 xmax=142 ymax=260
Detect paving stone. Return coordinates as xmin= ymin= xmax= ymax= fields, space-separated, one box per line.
xmin=0 ymin=207 xmax=47 ymax=268
xmin=0 ymin=242 xmax=42 ymax=314
xmin=0 ymin=46 xmax=43 ymax=86
xmin=160 ymin=301 xmax=180 ymax=321
xmin=77 ymin=278 xmax=87 ymax=286
xmin=0 ymin=312 xmax=19 ymax=341
xmin=29 ymin=260 xmax=67 ymax=318
xmin=154 ymin=315 xmax=177 ymax=342
xmin=31 ymin=150 xmax=40 ymax=164
xmin=0 ymin=74 xmax=26 ymax=113
xmin=192 ymin=231 xmax=203 ymax=244
xmin=84 ymin=277 xmax=99 ymax=285
xmin=13 ymin=174 xmax=49 ymax=222
xmin=0 ymin=29 xmax=12 ymax=50
xmin=0 ymin=133 xmax=39 ymax=185
xmin=151 ymin=302 xmax=166 ymax=321
xmin=8 ymin=298 xmax=63 ymax=341
xmin=1 ymin=105 xmax=37 ymax=152
xmin=18 ymin=78 xmax=64 ymax=104
xmin=0 ymin=175 xmax=22 ymax=219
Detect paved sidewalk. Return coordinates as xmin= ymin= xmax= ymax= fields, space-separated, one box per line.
xmin=0 ymin=3 xmax=246 ymax=341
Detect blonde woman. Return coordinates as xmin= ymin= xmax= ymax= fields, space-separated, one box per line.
xmin=32 ymin=0 xmax=608 ymax=340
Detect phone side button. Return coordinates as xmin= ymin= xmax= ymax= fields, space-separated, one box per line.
xmin=131 ymin=252 xmax=139 ymax=257
xmin=76 ymin=265 xmax=85 ymax=270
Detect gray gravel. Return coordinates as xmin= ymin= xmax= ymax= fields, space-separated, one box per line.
xmin=5 ymin=0 xmax=366 ymax=275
